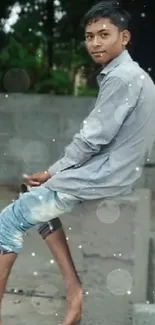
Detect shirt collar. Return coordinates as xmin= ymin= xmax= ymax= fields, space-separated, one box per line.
xmin=96 ymin=49 xmax=133 ymax=86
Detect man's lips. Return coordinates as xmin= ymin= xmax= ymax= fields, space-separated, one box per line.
xmin=92 ymin=51 xmax=105 ymax=56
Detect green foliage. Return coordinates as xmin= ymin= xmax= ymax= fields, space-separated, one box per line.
xmin=0 ymin=0 xmax=99 ymax=95
xmin=33 ymin=78 xmax=53 ymax=93
xmin=0 ymin=32 xmax=97 ymax=95
xmin=0 ymin=37 xmax=37 ymax=69
xmin=53 ymin=43 xmax=88 ymax=70
xmin=34 ymin=68 xmax=73 ymax=94
xmin=78 ymin=86 xmax=98 ymax=97
xmin=50 ymin=69 xmax=73 ymax=94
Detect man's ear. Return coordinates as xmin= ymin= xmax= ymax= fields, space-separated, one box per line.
xmin=122 ymin=30 xmax=131 ymax=46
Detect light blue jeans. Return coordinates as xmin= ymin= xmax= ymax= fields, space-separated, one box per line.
xmin=0 ymin=186 xmax=80 ymax=254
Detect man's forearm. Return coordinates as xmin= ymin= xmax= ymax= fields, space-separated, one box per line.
xmin=48 ymin=131 xmax=101 ymax=176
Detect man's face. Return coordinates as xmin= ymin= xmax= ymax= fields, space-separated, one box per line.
xmin=85 ymin=17 xmax=130 ymax=65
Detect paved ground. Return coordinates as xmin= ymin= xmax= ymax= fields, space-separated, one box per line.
xmin=0 ymin=186 xmax=155 ymax=325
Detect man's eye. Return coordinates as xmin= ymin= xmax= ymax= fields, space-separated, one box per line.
xmin=101 ymin=33 xmax=109 ymax=37
xmin=86 ymin=35 xmax=93 ymax=40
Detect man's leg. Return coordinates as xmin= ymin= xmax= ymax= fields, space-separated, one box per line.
xmin=0 ymin=187 xmax=82 ymax=325
xmin=0 ymin=252 xmax=17 ymax=324
xmin=37 ymin=218 xmax=82 ymax=325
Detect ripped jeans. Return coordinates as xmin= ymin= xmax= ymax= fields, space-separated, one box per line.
xmin=0 ymin=186 xmax=80 ymax=254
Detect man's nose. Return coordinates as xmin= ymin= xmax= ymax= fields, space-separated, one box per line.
xmin=92 ymin=35 xmax=102 ymax=47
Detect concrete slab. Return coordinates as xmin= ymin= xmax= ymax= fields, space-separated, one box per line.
xmin=2 ymin=293 xmax=65 ymax=325
xmin=132 ymin=304 xmax=155 ymax=325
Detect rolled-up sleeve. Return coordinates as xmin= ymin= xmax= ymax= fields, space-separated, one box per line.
xmin=48 ymin=76 xmax=141 ymax=175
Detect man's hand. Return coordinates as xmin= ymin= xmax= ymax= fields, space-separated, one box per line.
xmin=23 ymin=171 xmax=51 ymax=186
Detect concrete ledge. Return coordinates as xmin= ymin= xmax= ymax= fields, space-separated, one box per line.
xmin=80 ymin=188 xmax=151 ymax=325
xmin=132 ymin=304 xmax=155 ymax=325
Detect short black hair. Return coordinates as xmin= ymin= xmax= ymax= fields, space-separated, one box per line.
xmin=82 ymin=1 xmax=131 ymax=31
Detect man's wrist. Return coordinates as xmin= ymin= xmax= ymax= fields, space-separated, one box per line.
xmin=44 ymin=170 xmax=51 ymax=178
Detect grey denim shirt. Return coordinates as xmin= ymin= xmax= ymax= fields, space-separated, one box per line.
xmin=43 ymin=50 xmax=155 ymax=200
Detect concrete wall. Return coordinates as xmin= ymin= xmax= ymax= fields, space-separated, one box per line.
xmin=0 ymin=93 xmax=155 ymax=189
xmin=0 ymin=93 xmax=94 ymax=185
xmin=80 ymin=188 xmax=151 ymax=324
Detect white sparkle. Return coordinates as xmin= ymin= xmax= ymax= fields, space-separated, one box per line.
xmin=31 ymin=252 xmax=36 ymax=256
xmin=39 ymin=196 xmax=43 ymax=200
xmin=98 ymin=110 xmax=101 ymax=112
xmin=148 ymin=67 xmax=152 ymax=71
xmin=114 ymin=254 xmax=116 ymax=256
xmin=29 ymin=28 xmax=32 ymax=32
xmin=69 ymin=227 xmax=72 ymax=230
xmin=141 ymin=12 xmax=146 ymax=17
xmin=50 ymin=259 xmax=54 ymax=264
xmin=141 ymin=75 xmax=145 ymax=79
xmin=119 ymin=253 xmax=122 ymax=256
xmin=129 ymin=84 xmax=132 ymax=87
xmin=5 ymin=94 xmax=8 ymax=98
xmin=66 ymin=237 xmax=69 ymax=240
xmin=136 ymin=167 xmax=140 ymax=171
xmin=33 ymin=271 xmax=38 ymax=276
xmin=146 ymin=300 xmax=150 ymax=304
xmin=147 ymin=158 xmax=150 ymax=162
xmin=85 ymin=291 xmax=89 ymax=295
xmin=79 ymin=245 xmax=82 ymax=249
xmin=52 ymin=139 xmax=56 ymax=142
xmin=127 ymin=290 xmax=132 ymax=295
xmin=20 ymin=222 xmax=23 ymax=226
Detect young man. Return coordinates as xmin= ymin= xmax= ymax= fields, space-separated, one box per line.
xmin=0 ymin=1 xmax=155 ymax=325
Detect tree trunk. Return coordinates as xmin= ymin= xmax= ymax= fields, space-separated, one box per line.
xmin=44 ymin=0 xmax=55 ymax=73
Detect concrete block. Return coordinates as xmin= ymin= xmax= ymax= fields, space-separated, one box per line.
xmin=80 ymin=189 xmax=151 ymax=325
xmin=132 ymin=304 xmax=155 ymax=325
xmin=0 ymin=112 xmax=15 ymax=136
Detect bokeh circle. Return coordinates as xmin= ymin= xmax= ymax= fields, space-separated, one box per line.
xmin=4 ymin=68 xmax=30 ymax=92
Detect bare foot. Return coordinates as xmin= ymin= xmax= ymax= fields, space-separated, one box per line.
xmin=61 ymin=284 xmax=82 ymax=325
